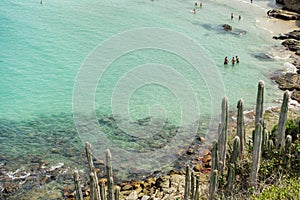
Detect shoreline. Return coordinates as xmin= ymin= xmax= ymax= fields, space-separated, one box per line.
xmin=1 ymin=1 xmax=300 ymax=200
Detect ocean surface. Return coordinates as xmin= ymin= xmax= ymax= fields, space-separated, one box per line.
xmin=0 ymin=0 xmax=292 ymax=179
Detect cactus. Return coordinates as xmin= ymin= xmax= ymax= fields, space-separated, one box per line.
xmin=194 ymin=175 xmax=200 ymax=200
xmin=74 ymin=171 xmax=83 ymax=200
xmin=276 ymin=91 xmax=289 ymax=149
xmin=85 ymin=142 xmax=95 ymax=173
xmin=191 ymin=171 xmax=195 ymax=199
xmin=211 ymin=141 xmax=218 ymax=171
xmin=255 ymin=80 xmax=264 ymax=125
xmin=268 ymin=139 xmax=274 ymax=151
xmin=184 ymin=165 xmax=191 ymax=200
xmin=250 ymin=123 xmax=263 ymax=187
xmin=115 ymin=186 xmax=120 ymax=200
xmin=100 ymin=180 xmax=106 ymax=200
xmin=231 ymin=136 xmax=240 ymax=165
xmin=209 ymin=170 xmax=218 ymax=200
xmin=285 ymin=135 xmax=292 ymax=169
xmin=226 ymin=136 xmax=240 ymax=190
xmin=106 ymin=149 xmax=114 ymax=200
xmin=90 ymin=172 xmax=101 ymax=200
xmin=226 ymin=164 xmax=235 ymax=191
xmin=237 ymin=99 xmax=245 ymax=156
xmin=218 ymin=97 xmax=228 ymax=172
xmin=262 ymin=127 xmax=269 ymax=154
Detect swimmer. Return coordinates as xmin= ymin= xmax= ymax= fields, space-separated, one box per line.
xmin=236 ymin=56 xmax=240 ymax=63
xmin=231 ymin=57 xmax=236 ymax=65
xmin=239 ymin=15 xmax=241 ymax=20
xmin=40 ymin=0 xmax=42 ymax=4
xmin=224 ymin=57 xmax=229 ymax=65
xmin=193 ymin=8 xmax=196 ymax=14
xmin=195 ymin=2 xmax=197 ymax=6
xmin=231 ymin=13 xmax=234 ymax=20
xmin=200 ymin=2 xmax=202 ymax=7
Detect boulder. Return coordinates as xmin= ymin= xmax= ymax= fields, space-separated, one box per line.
xmin=282 ymin=39 xmax=300 ymax=51
xmin=291 ymin=90 xmax=300 ymax=102
xmin=272 ymin=73 xmax=300 ymax=91
xmin=283 ymin=0 xmax=300 ymax=13
xmin=267 ymin=9 xmax=300 ymax=20
xmin=223 ymin=24 xmax=232 ymax=31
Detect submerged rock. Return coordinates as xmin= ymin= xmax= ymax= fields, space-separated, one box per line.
xmin=223 ymin=24 xmax=232 ymax=31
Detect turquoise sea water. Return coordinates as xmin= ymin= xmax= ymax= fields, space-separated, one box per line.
xmin=0 ymin=0 xmax=288 ymax=172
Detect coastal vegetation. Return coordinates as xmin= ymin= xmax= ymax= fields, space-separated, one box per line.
xmin=72 ymin=81 xmax=299 ymax=200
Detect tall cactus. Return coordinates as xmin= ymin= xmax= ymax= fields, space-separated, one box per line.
xmin=285 ymin=135 xmax=292 ymax=169
xmin=211 ymin=141 xmax=218 ymax=172
xmin=194 ymin=175 xmax=200 ymax=200
xmin=184 ymin=165 xmax=191 ymax=200
xmin=90 ymin=172 xmax=101 ymax=200
xmin=276 ymin=91 xmax=289 ymax=149
xmin=255 ymin=81 xmax=264 ymax=125
xmin=191 ymin=171 xmax=195 ymax=199
xmin=115 ymin=186 xmax=120 ymax=200
xmin=218 ymin=96 xmax=228 ymax=172
xmin=237 ymin=99 xmax=245 ymax=156
xmin=250 ymin=123 xmax=263 ymax=187
xmin=74 ymin=171 xmax=83 ymax=200
xmin=209 ymin=170 xmax=218 ymax=200
xmin=85 ymin=142 xmax=95 ymax=173
xmin=106 ymin=149 xmax=114 ymax=200
xmin=227 ymin=136 xmax=240 ymax=190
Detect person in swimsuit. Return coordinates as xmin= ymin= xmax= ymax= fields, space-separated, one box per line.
xmin=224 ymin=57 xmax=229 ymax=65
xmin=231 ymin=57 xmax=236 ymax=65
xmin=236 ymin=56 xmax=240 ymax=63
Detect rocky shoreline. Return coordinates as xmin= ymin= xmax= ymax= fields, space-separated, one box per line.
xmin=271 ymin=29 xmax=300 ymax=103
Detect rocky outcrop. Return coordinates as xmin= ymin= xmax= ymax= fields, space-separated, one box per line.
xmin=283 ymin=0 xmax=300 ymax=13
xmin=267 ymin=9 xmax=300 ymax=20
xmin=272 ymin=30 xmax=300 ymax=104
xmin=223 ymin=24 xmax=232 ymax=31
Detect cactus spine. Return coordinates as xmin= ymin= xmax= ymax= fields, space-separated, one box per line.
xmin=237 ymin=99 xmax=245 ymax=156
xmin=218 ymin=97 xmax=228 ymax=172
xmin=106 ymin=149 xmax=114 ymax=200
xmin=276 ymin=91 xmax=289 ymax=149
xmin=255 ymin=81 xmax=264 ymax=125
xmin=250 ymin=123 xmax=263 ymax=187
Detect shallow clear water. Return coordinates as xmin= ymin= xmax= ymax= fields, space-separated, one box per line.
xmin=0 ymin=0 xmax=288 ymax=171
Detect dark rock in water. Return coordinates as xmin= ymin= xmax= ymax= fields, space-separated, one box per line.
xmin=282 ymin=39 xmax=300 ymax=51
xmin=276 ymin=0 xmax=284 ymax=5
xmin=273 ymin=34 xmax=289 ymax=40
xmin=267 ymin=9 xmax=300 ymax=20
xmin=253 ymin=53 xmax=273 ymax=60
xmin=223 ymin=24 xmax=232 ymax=31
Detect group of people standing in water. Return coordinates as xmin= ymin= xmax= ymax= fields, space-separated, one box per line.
xmin=224 ymin=56 xmax=239 ymax=65
xmin=193 ymin=1 xmax=203 ymax=14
